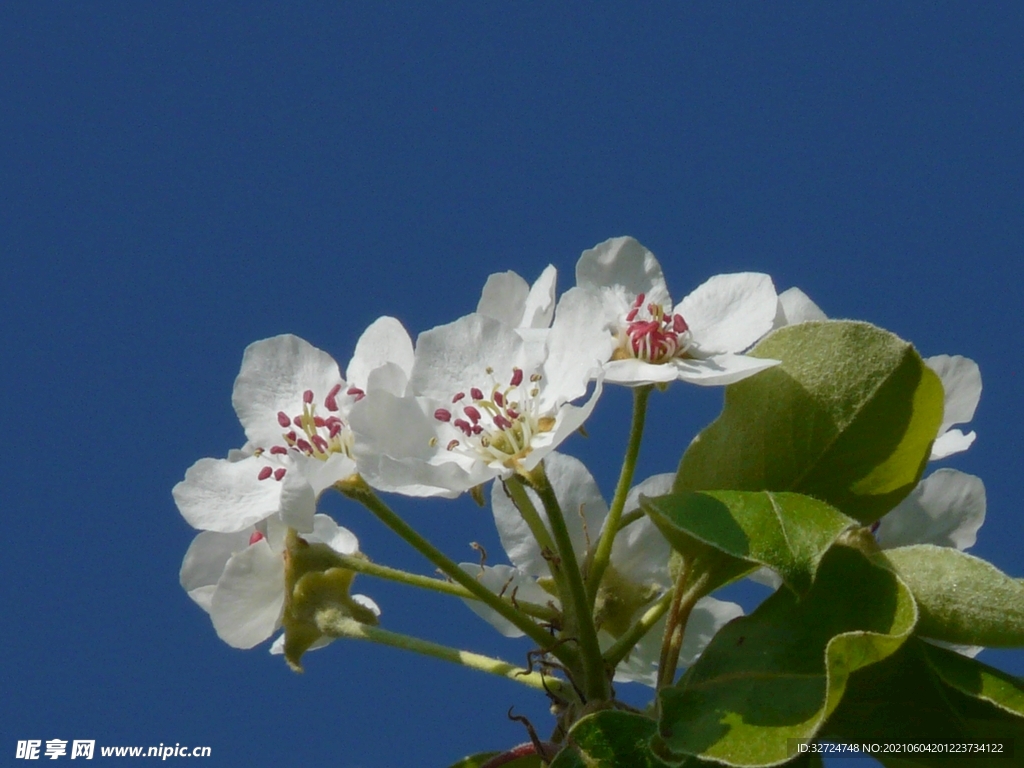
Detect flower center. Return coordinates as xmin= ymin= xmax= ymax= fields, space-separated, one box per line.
xmin=255 ymin=385 xmax=358 ymax=482
xmin=611 ymin=293 xmax=692 ymax=364
xmin=432 ymin=367 xmax=556 ymax=467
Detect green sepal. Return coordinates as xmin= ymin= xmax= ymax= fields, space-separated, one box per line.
xmin=878 ymin=545 xmax=1024 ymax=648
xmin=280 ymin=530 xmax=378 ymax=671
xmin=819 ymin=639 xmax=1024 ymax=767
xmin=643 ymin=490 xmax=857 ymax=596
xmin=653 ymin=544 xmax=918 ymax=767
xmin=676 ymin=321 xmax=944 ymax=524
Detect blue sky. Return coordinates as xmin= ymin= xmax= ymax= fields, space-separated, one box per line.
xmin=2 ymin=5 xmax=1021 ymax=767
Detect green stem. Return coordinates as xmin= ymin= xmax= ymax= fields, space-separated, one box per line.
xmin=602 ymin=588 xmax=675 ymax=668
xmin=317 ymin=612 xmax=562 ymax=693
xmin=502 ymin=476 xmax=572 ymax=602
xmin=332 ymin=552 xmax=559 ymax=624
xmin=656 ymin=563 xmax=711 ymax=690
xmin=339 ymin=478 xmax=575 ymax=667
xmin=525 ymin=463 xmax=610 ymax=702
xmin=587 ymin=385 xmax=651 ymax=604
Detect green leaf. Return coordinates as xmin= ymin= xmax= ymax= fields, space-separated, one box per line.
xmin=548 ymin=712 xmax=677 ymax=768
xmin=643 ymin=490 xmax=856 ymax=595
xmin=880 ymin=545 xmax=1024 ymax=648
xmin=676 ymin=321 xmax=944 ymax=524
xmin=820 ymin=639 xmax=1024 ymax=768
xmin=653 ymin=545 xmax=918 ymax=767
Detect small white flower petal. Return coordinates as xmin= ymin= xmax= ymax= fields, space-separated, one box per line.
xmin=925 ymin=355 xmax=982 ymax=438
xmin=173 ymin=455 xmax=315 ymax=534
xmin=677 ymin=273 xmax=778 ymax=354
xmin=609 ymin=474 xmax=675 ymax=588
xmin=477 ymin=271 xmax=531 ymax=327
xmin=576 ymin=236 xmax=672 ymax=311
xmin=180 ymin=529 xmax=254 ymax=611
xmin=874 ymin=469 xmax=986 ymax=551
xmin=458 ymin=564 xmax=554 ymax=638
xmin=520 ymin=264 xmax=557 ymax=329
xmin=602 ymin=358 xmax=681 ymax=387
xmin=232 ymin=334 xmax=344 ymax=449
xmin=347 ymin=316 xmax=415 ymax=392
xmin=210 ymin=539 xmax=286 ymax=649
xmin=672 ymin=353 xmax=781 ymax=387
xmin=678 ymin=597 xmax=745 ymax=667
xmin=930 ymin=429 xmax=977 ymax=461
xmin=773 ymin=287 xmax=827 ymax=328
xmin=309 ymin=514 xmax=360 ymax=555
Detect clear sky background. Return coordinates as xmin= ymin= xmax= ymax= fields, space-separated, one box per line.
xmin=2 ymin=5 xmax=1022 ymax=767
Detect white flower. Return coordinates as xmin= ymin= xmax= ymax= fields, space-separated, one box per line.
xmin=173 ymin=318 xmax=414 ymax=533
xmin=559 ymin=236 xmax=781 ymax=387
xmin=349 ymin=309 xmax=608 ymax=498
xmin=477 ymin=264 xmax=557 ymax=332
xmin=180 ymin=513 xmax=379 ymax=650
xmin=771 ymin=290 xmax=982 ymax=461
xmin=460 ymin=452 xmax=742 ymax=686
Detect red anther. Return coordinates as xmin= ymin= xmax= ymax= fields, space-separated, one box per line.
xmin=472 ymin=424 xmax=483 ymax=435
xmin=314 ymin=416 xmax=326 ymax=428
xmin=494 ymin=414 xmax=513 ymax=430
xmin=673 ymin=314 xmax=688 ymax=333
xmin=452 ymin=392 xmax=465 ymax=403
xmin=510 ymin=368 xmax=524 ymax=386
xmin=329 ymin=423 xmax=342 ymax=438
xmin=346 ymin=386 xmax=365 ymax=401
xmin=446 ymin=439 xmax=460 ymax=451
xmin=277 ymin=411 xmax=291 ymax=428
xmin=506 ymin=408 xmax=520 ymax=420
xmin=270 ymin=446 xmax=288 ymax=455
xmin=249 ymin=531 xmax=266 ymax=545
xmin=434 ymin=408 xmax=452 ymax=422
xmin=470 ymin=387 xmax=484 ymax=401
xmin=626 ymin=307 xmax=639 ymax=322
xmin=285 ymin=430 xmax=297 ymax=442
xmin=454 ymin=418 xmax=473 ymax=436
xmin=257 ymin=466 xmax=273 ymax=481
xmin=274 ymin=468 xmax=287 ymax=481
xmin=325 ymin=383 xmax=343 ymax=411
xmin=493 ymin=391 xmax=504 ymax=407
xmin=463 ymin=405 xmax=481 ymax=423
xmin=312 ymin=435 xmax=329 ymax=453
xmin=296 ymin=438 xmax=313 ymax=454
xmin=303 ymin=389 xmax=314 ymax=404
xmin=635 ymin=292 xmax=646 ymax=307
xmin=293 ymin=415 xmax=303 ymax=428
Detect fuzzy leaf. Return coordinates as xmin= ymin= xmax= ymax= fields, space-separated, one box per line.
xmin=881 ymin=545 xmax=1024 ymax=648
xmin=677 ymin=321 xmax=944 ymax=524
xmin=644 ymin=490 xmax=856 ymax=595
xmin=653 ymin=545 xmax=917 ymax=767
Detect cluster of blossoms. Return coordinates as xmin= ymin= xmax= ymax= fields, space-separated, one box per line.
xmin=173 ymin=235 xmax=984 ymax=697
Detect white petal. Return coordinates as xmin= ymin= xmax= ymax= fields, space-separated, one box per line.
xmin=678 ymin=273 xmax=778 ymax=354
xmin=603 ymin=358 xmax=681 ymax=387
xmin=575 ymin=237 xmax=672 ymax=310
xmin=520 ymin=265 xmax=557 ymax=329
xmin=300 ymin=452 xmax=358 ymax=497
xmin=173 ymin=455 xmax=315 ymax=533
xmin=673 ymin=353 xmax=781 ymax=387
xmin=748 ymin=566 xmax=783 ymax=590
xmin=410 ymin=314 xmax=526 ymax=400
xmin=309 ymin=513 xmax=360 ymax=555
xmin=180 ymin=529 xmax=254 ymax=611
xmin=477 ymin=271 xmax=531 ymax=327
xmin=773 ymin=287 xmax=827 ymax=328
xmin=604 ymin=619 xmax=662 ymax=687
xmin=609 ymin=474 xmax=675 ymax=588
xmin=521 ymin=378 xmax=604 ymax=471
xmin=925 ymin=355 xmax=982 ymax=437
xmin=232 ymin=335 xmax=344 ymax=449
xmin=930 ymin=429 xmax=977 ymax=461
xmin=458 ymin=564 xmax=553 ymax=638
xmin=347 ymin=316 xmax=415 ymax=391
xmin=210 ymin=540 xmax=286 ymax=649
xmin=365 ymin=361 xmax=411 ymax=397
xmin=269 ymin=633 xmax=332 ymax=655
xmin=493 ymin=452 xmax=608 ymax=576
xmin=544 ymin=288 xmax=618 ymax=399
xmin=351 ymin=593 xmax=382 ymax=618
xmin=875 ymin=469 xmax=986 ymax=550
xmin=678 ymin=597 xmax=745 ymax=667
xmin=923 ymin=638 xmax=983 ymax=658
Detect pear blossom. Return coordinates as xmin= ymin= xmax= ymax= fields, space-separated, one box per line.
xmin=477 ymin=264 xmax=557 ymax=332
xmin=558 ymin=236 xmax=781 ymax=387
xmin=459 ymin=452 xmax=743 ymax=686
xmin=349 ymin=306 xmax=610 ymax=498
xmin=771 ymin=289 xmax=981 ymax=461
xmin=173 ymin=317 xmax=414 ymax=533
xmin=180 ymin=513 xmax=379 ymax=650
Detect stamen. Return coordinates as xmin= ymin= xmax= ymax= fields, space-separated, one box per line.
xmin=325 ymin=383 xmax=343 ymax=411
xmin=510 ymin=368 xmax=524 ymax=386
xmin=257 ymin=466 xmax=273 ymax=481
xmin=270 ymin=446 xmax=288 ymax=455
xmin=277 ymin=412 xmax=291 ymax=428
xmin=249 ymin=531 xmax=266 ymax=545
xmin=303 ymin=390 xmax=314 ymax=404
xmin=471 ymin=387 xmax=484 ymax=401
xmin=273 ymin=468 xmax=287 ymax=481
xmin=434 ymin=409 xmax=452 ymax=422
